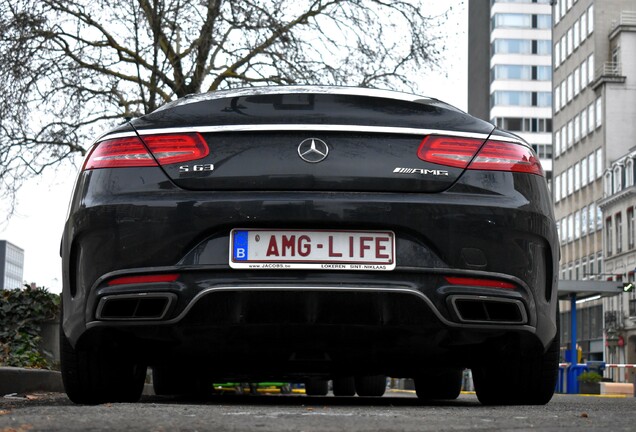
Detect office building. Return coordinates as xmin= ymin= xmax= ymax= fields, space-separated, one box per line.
xmin=468 ymin=0 xmax=554 ymax=180
xmin=552 ymin=0 xmax=636 ymax=367
xmin=0 ymin=240 xmax=24 ymax=290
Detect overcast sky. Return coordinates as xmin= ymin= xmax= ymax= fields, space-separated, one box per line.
xmin=0 ymin=1 xmax=468 ymax=294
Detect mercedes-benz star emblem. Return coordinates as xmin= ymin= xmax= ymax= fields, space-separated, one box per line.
xmin=297 ymin=138 xmax=329 ymax=163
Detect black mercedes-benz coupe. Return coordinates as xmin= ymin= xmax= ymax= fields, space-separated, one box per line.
xmin=60 ymin=86 xmax=559 ymax=405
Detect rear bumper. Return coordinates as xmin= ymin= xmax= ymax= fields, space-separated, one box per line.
xmin=73 ymin=278 xmax=546 ymax=379
xmin=61 ymin=170 xmax=558 ymax=369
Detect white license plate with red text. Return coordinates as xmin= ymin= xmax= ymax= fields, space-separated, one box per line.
xmin=230 ymin=229 xmax=395 ymax=271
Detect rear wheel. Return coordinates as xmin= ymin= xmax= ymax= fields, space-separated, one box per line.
xmin=472 ymin=334 xmax=559 ymax=405
xmin=414 ymin=368 xmax=463 ymax=400
xmin=304 ymin=378 xmax=329 ymax=396
xmin=332 ymin=376 xmax=356 ymax=396
xmin=354 ymin=375 xmax=386 ymax=397
xmin=60 ymin=323 xmax=145 ymax=405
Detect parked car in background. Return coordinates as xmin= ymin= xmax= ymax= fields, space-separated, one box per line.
xmin=60 ymin=86 xmax=559 ymax=405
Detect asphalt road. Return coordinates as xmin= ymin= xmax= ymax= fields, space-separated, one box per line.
xmin=1 ymin=391 xmax=635 ymax=432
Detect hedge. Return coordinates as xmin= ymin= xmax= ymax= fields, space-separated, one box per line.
xmin=0 ymin=286 xmax=60 ymax=369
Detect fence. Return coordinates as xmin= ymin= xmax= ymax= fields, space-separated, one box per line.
xmin=557 ymin=362 xmax=636 ymax=395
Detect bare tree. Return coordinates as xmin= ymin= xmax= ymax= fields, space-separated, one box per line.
xmin=0 ymin=0 xmax=448 ymax=200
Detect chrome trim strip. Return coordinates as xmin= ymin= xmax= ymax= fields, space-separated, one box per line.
xmin=98 ymin=126 xmax=522 ymax=145
xmin=86 ymin=285 xmax=536 ymax=333
xmin=95 ymin=293 xmax=176 ymax=321
xmin=449 ymin=295 xmax=528 ymax=325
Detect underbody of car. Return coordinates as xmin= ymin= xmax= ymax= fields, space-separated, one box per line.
xmin=60 ymin=86 xmax=559 ymax=405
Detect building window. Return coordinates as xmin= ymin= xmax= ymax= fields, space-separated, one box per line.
xmin=568 ymin=214 xmax=574 ymax=242
xmin=537 ymin=92 xmax=552 ymax=107
xmin=492 ymin=91 xmax=530 ymax=107
xmin=588 ymin=103 xmax=595 ymax=133
xmin=606 ymin=217 xmax=613 ymax=257
xmin=628 ymin=207 xmax=635 ymax=250
xmin=573 ymin=19 xmax=580 ymax=49
xmin=604 ymin=171 xmax=613 ymax=196
xmin=581 ymin=58 xmax=588 ymax=89
xmin=492 ymin=14 xmax=532 ymax=29
xmin=560 ymin=81 xmax=566 ymax=109
xmin=588 ymin=5 xmax=594 ymax=35
xmin=630 ymin=299 xmax=636 ymax=317
xmin=575 ymin=162 xmax=581 ymax=191
xmin=537 ymin=66 xmax=551 ymax=81
xmin=627 ymin=159 xmax=634 ymax=187
xmin=575 ymin=211 xmax=581 ymax=239
xmin=560 ymin=36 xmax=566 ymax=64
xmin=597 ymin=205 xmax=603 ymax=231
xmin=588 ymin=54 xmax=594 ymax=83
xmin=567 ymin=167 xmax=574 ymax=195
xmin=574 ymin=66 xmax=580 ymax=96
xmin=595 ymin=97 xmax=602 ymax=128
xmin=580 ymin=10 xmax=587 ymax=40
xmin=562 ymin=170 xmax=567 ymax=198
xmin=596 ymin=148 xmax=603 ymax=179
xmin=581 ymin=108 xmax=588 ymax=137
xmin=581 ymin=156 xmax=588 ymax=186
xmin=491 ymin=91 xmax=551 ymax=107
xmin=537 ymin=40 xmax=551 ymax=55
xmin=567 ymin=74 xmax=573 ymax=102
xmin=613 ymin=165 xmax=623 ymax=193
xmin=536 ymin=14 xmax=551 ymax=29
xmin=492 ymin=39 xmax=532 ymax=54
xmin=492 ymin=65 xmax=532 ymax=81
xmin=582 ymin=205 xmax=588 ymax=236
xmin=574 ymin=114 xmax=581 ymax=143
xmin=616 ymin=212 xmax=623 ymax=254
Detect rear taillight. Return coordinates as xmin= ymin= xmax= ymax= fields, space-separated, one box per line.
xmin=417 ymin=135 xmax=543 ymax=176
xmin=84 ymin=133 xmax=208 ymax=170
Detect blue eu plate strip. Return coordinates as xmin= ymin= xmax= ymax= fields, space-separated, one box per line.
xmin=233 ymin=230 xmax=249 ymax=261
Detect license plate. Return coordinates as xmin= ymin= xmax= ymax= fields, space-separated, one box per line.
xmin=229 ymin=229 xmax=395 ymax=271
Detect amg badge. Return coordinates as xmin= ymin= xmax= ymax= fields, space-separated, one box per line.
xmin=393 ymin=167 xmax=449 ymax=176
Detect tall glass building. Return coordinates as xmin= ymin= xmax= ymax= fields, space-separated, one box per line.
xmin=553 ymin=0 xmax=636 ymax=371
xmin=0 ymin=240 xmax=24 ymax=290
xmin=468 ymin=0 xmax=554 ymax=181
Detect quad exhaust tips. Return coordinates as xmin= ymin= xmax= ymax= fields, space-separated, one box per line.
xmin=449 ymin=295 xmax=527 ymax=325
xmin=96 ymin=293 xmax=176 ymax=321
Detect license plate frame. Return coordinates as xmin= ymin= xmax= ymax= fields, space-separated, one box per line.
xmin=229 ymin=229 xmax=396 ymax=271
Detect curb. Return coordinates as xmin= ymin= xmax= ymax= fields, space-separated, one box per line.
xmin=0 ymin=367 xmax=64 ymax=395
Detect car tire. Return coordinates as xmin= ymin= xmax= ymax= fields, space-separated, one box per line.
xmin=354 ymin=375 xmax=386 ymax=397
xmin=304 ymin=378 xmax=329 ymax=396
xmin=332 ymin=376 xmax=356 ymax=396
xmin=152 ymin=366 xmax=210 ymax=398
xmin=472 ymin=333 xmax=559 ymax=405
xmin=60 ymin=322 xmax=145 ymax=405
xmin=414 ymin=368 xmax=463 ymax=400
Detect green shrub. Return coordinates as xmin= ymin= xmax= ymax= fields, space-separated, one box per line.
xmin=577 ymin=371 xmax=603 ymax=383
xmin=0 ymin=286 xmax=60 ymax=369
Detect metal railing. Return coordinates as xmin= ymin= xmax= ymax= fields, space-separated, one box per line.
xmin=597 ymin=62 xmax=623 ymax=78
